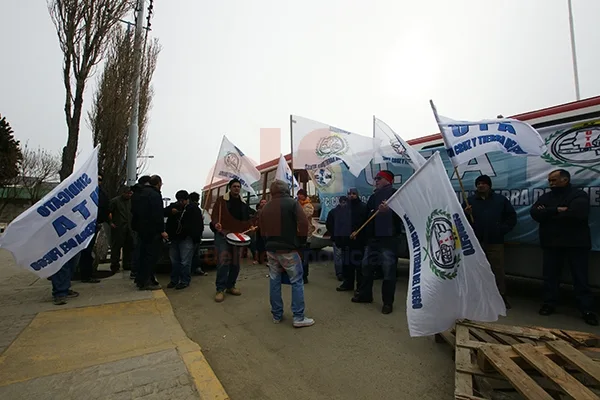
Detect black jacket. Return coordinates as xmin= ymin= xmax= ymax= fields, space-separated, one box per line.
xmin=326 ymin=198 xmax=368 ymax=247
xmin=130 ymin=183 xmax=148 ymax=233
xmin=165 ymin=202 xmax=204 ymax=243
xmin=365 ymin=185 xmax=403 ymax=244
xmin=209 ymin=192 xmax=254 ymax=235
xmin=131 ymin=185 xmax=164 ymax=238
xmin=463 ymin=192 xmax=517 ymax=245
xmin=165 ymin=202 xmax=183 ymax=239
xmin=530 ymin=185 xmax=591 ymax=248
xmin=258 ymin=192 xmax=309 ymax=251
xmin=97 ymin=187 xmax=110 ymax=224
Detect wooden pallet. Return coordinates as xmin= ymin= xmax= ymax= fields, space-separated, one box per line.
xmin=435 ymin=320 xmax=600 ymax=400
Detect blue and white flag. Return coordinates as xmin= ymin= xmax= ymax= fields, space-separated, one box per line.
xmin=213 ymin=135 xmax=261 ymax=197
xmin=0 ymin=146 xmax=99 ymax=278
xmin=430 ymin=100 xmax=546 ymax=168
xmin=385 ymin=151 xmax=506 ymax=337
xmin=292 ymin=115 xmax=381 ymax=177
xmin=275 ymin=154 xmax=299 ymax=196
xmin=373 ymin=116 xmax=426 ymax=170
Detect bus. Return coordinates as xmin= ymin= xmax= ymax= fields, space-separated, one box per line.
xmin=408 ymin=96 xmax=600 ymax=286
xmin=202 ymin=95 xmax=600 ymax=286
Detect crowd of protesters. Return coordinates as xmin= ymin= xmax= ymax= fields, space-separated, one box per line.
xmin=49 ymin=168 xmax=597 ymax=327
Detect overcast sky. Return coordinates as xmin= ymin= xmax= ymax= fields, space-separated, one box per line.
xmin=1 ymin=0 xmax=599 ymax=199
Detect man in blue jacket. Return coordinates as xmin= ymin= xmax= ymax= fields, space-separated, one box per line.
xmin=326 ymin=188 xmax=368 ymax=293
xmin=351 ymin=170 xmax=403 ymax=315
xmin=463 ymin=175 xmax=516 ymax=309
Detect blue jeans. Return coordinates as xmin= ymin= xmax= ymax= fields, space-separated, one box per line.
xmin=215 ymin=235 xmax=240 ymax=292
xmin=267 ymin=251 xmax=305 ymax=321
xmin=169 ymin=237 xmax=195 ymax=286
xmin=51 ymin=253 xmax=81 ymax=298
xmin=358 ymin=243 xmax=398 ymax=305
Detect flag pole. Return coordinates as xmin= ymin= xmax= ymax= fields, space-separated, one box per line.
xmin=429 ymin=100 xmax=474 ymax=223
xmin=372 ymin=115 xmax=376 ymax=138
xmin=203 ymin=135 xmax=226 ymax=212
xmin=567 ymin=0 xmax=581 ymax=100
xmin=289 ymin=115 xmax=294 ymax=196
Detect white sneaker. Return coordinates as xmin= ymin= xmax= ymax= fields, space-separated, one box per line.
xmin=293 ymin=317 xmax=315 ymax=328
xmin=273 ymin=318 xmax=281 ymax=324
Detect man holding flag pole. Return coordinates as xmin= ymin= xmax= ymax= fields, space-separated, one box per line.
xmin=207 ymin=135 xmax=260 ymax=302
xmin=350 ymin=169 xmax=404 ymax=315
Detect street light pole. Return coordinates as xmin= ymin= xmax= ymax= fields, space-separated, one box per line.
xmin=567 ymin=0 xmax=581 ymax=101
xmin=126 ymin=0 xmax=146 ymax=186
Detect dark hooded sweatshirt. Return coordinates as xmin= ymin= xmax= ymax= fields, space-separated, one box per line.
xmin=326 ymin=197 xmax=368 ymax=247
xmin=165 ymin=202 xmax=204 ymax=243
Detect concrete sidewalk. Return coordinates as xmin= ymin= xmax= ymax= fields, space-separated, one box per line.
xmin=0 ymin=249 xmax=228 ymax=400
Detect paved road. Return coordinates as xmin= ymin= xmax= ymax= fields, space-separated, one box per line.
xmin=164 ymin=251 xmax=600 ymax=400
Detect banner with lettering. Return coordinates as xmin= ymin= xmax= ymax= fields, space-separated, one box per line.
xmin=430 ymin=100 xmax=547 ymax=167
xmin=385 ymin=152 xmax=505 ymax=337
xmin=316 ymin=117 xmax=600 ymax=251
xmin=0 ymin=146 xmax=99 ymax=278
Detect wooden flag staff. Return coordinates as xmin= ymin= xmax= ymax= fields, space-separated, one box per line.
xmin=429 ymin=100 xmax=474 ymax=223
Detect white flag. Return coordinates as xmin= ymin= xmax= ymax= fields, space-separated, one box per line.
xmin=275 ymin=154 xmax=299 ymax=196
xmin=0 ymin=146 xmax=99 ymax=278
xmin=291 ymin=115 xmax=381 ymax=177
xmin=386 ymin=152 xmax=506 ymax=337
xmin=213 ymin=135 xmax=261 ymax=197
xmin=430 ymin=100 xmax=546 ymax=167
xmin=373 ymin=117 xmax=426 ymax=170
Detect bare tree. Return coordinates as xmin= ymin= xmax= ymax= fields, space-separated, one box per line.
xmin=0 ymin=145 xmax=61 ymax=219
xmin=19 ymin=144 xmax=61 ymax=204
xmin=88 ymin=25 xmax=161 ymax=198
xmin=47 ymin=0 xmax=131 ymax=182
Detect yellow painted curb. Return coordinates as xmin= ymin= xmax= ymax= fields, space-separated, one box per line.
xmin=153 ymin=289 xmax=229 ymax=399
xmin=177 ymin=343 xmax=230 ymax=400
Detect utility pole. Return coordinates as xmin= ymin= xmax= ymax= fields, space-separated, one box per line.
xmin=126 ymin=0 xmax=146 ymax=186
xmin=567 ymin=0 xmax=581 ymax=101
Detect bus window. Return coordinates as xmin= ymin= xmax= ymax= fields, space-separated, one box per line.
xmin=307 ymin=179 xmax=316 ymax=197
xmin=265 ymin=169 xmax=277 ymax=189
